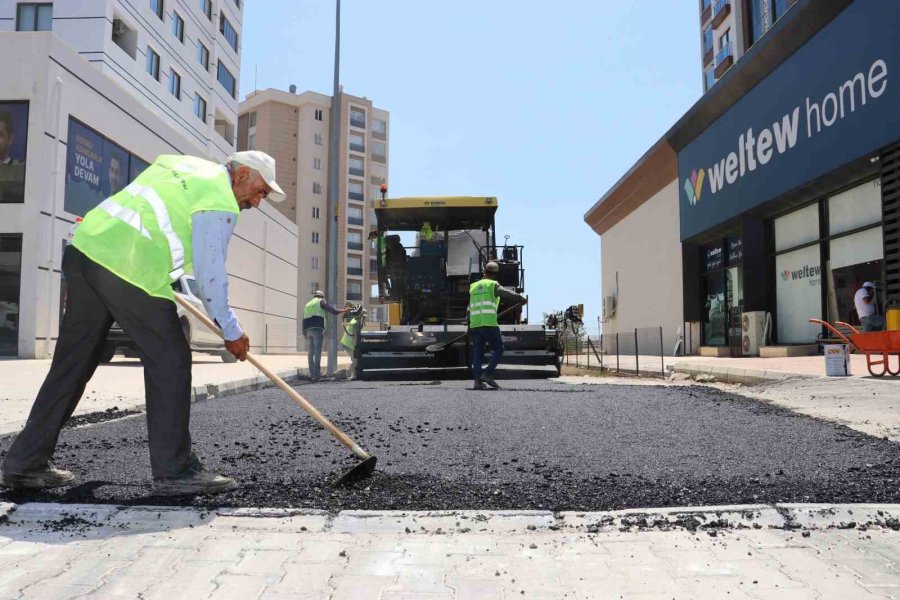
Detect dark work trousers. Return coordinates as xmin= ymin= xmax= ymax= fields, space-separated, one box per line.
xmin=2 ymin=246 xmax=199 ymax=479
xmin=471 ymin=326 xmax=504 ymax=380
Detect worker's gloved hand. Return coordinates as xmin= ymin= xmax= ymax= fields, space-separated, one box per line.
xmin=225 ymin=334 xmax=250 ymax=361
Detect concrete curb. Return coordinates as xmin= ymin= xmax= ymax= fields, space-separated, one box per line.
xmin=201 ymin=368 xmax=349 ymax=400
xmin=671 ymin=362 xmax=817 ymax=385
xmin=4 ymin=503 xmax=900 ymax=535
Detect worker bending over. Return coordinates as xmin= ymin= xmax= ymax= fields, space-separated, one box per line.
xmin=0 ymin=151 xmax=284 ymax=495
xmin=469 ymin=261 xmax=526 ymax=390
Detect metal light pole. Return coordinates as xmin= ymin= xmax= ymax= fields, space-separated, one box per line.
xmin=325 ymin=0 xmax=341 ymax=376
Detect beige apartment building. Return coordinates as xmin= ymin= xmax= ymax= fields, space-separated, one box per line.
xmin=238 ymin=87 xmax=390 ymax=327
xmin=700 ymin=0 xmax=800 ymax=92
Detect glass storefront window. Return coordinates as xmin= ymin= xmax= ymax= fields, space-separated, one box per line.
xmin=774 ymin=203 xmax=818 ymax=252
xmin=0 ymin=234 xmax=22 ymax=356
xmin=827 ymin=227 xmax=884 ymax=325
xmin=703 ymin=271 xmax=726 ymax=346
xmin=828 ymin=179 xmax=881 ymax=235
xmin=0 ymin=101 xmax=29 ymax=204
xmin=775 ymin=244 xmax=822 ymax=343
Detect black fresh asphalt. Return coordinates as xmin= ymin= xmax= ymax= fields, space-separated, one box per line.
xmin=3 ymin=379 xmax=900 ymax=511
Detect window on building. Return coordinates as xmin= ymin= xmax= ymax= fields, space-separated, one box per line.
xmin=372 ymin=118 xmax=387 ymax=135
xmin=146 ymin=46 xmax=160 ymax=80
xmin=314 ymin=133 xmax=323 ymax=145
xmin=172 ymin=12 xmax=184 ymax=42
xmin=314 ymin=109 xmax=323 ymax=121
xmin=312 ymin=206 xmax=320 ymax=219
xmin=312 ymin=231 xmax=320 ymax=244
xmin=247 ymin=132 xmax=255 ymax=149
xmin=347 ymin=206 xmax=363 ymax=225
xmin=349 ymin=157 xmax=364 ymax=176
xmin=704 ymin=67 xmax=715 ymax=91
xmin=350 ymin=108 xmax=366 ymax=128
xmin=348 ymin=180 xmax=364 ymax=200
xmin=703 ymin=26 xmax=712 ymax=54
xmin=347 ymin=255 xmax=362 ymax=276
xmin=371 ymin=140 xmax=386 ymax=162
xmin=313 ymin=182 xmax=322 ymax=194
xmin=248 ymin=111 xmax=256 ymax=127
xmin=232 ymin=0 xmax=240 ymax=9
xmin=0 ymin=234 xmax=23 ymax=356
xmin=193 ymin=93 xmax=207 ymax=122
xmin=197 ymin=42 xmax=209 ymax=70
xmin=347 ymin=280 xmax=362 ymax=300
xmin=16 ymin=3 xmax=52 ymax=31
xmin=349 ymin=132 xmax=364 ymax=152
xmin=168 ymin=68 xmax=181 ymax=99
xmin=719 ymin=29 xmax=731 ymax=51
xmin=347 ymin=231 xmax=362 ymax=244
xmin=216 ymin=61 xmax=236 ymax=98
xmin=310 ymin=281 xmax=320 ymax=295
xmin=150 ymin=0 xmax=163 ymax=20
xmin=220 ymin=14 xmax=238 ymax=52
xmin=701 ymin=0 xmax=711 ymax=9
xmin=200 ymin=0 xmax=212 ymax=20
xmin=0 ymin=101 xmax=29 ymax=205
xmin=313 ymin=157 xmax=321 ymax=170
xmin=370 ymin=258 xmax=378 ymax=273
xmin=311 ymin=256 xmax=319 ymax=270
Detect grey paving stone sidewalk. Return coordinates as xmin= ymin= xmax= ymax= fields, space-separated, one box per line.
xmin=3 ymin=502 xmax=900 ymax=599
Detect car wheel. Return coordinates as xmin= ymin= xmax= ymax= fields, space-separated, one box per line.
xmin=220 ymin=350 xmax=238 ymax=363
xmin=99 ymin=342 xmax=116 ymax=363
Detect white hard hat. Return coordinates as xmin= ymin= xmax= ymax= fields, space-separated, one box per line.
xmin=228 ymin=150 xmax=285 ymax=202
xmin=314 ymin=290 xmax=325 ymax=298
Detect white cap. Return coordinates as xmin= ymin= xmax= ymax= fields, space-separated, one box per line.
xmin=228 ymin=150 xmax=285 ymax=202
xmin=863 ymin=281 xmax=876 ymax=288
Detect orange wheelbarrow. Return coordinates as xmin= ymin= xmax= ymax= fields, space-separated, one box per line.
xmin=809 ymin=318 xmax=900 ymax=377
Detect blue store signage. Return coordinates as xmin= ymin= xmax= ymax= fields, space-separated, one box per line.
xmin=678 ymin=0 xmax=900 ymax=241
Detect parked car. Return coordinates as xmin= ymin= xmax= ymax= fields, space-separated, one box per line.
xmin=101 ymin=274 xmax=234 ymax=363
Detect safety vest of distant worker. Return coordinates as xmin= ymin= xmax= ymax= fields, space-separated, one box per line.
xmin=341 ymin=318 xmax=359 ymax=352
xmin=73 ymin=155 xmax=239 ymax=302
xmin=303 ymin=297 xmax=328 ymax=332
xmin=378 ymin=235 xmax=387 ymax=267
xmin=469 ymin=279 xmax=500 ymax=328
xmin=420 ymin=221 xmax=433 ymax=242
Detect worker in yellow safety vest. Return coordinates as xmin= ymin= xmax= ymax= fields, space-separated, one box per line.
xmin=0 ymin=151 xmax=285 ymax=496
xmin=340 ymin=304 xmax=366 ymax=381
xmin=303 ymin=291 xmax=350 ymax=382
xmin=469 ymin=261 xmax=526 ymax=390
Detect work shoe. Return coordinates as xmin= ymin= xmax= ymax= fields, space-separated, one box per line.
xmin=472 ymin=379 xmax=487 ymax=390
xmin=153 ymin=470 xmax=237 ymax=496
xmin=0 ymin=464 xmax=77 ymax=489
xmin=480 ymin=375 xmax=501 ymax=389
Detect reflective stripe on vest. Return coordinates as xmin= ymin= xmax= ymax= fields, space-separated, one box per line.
xmin=72 ymin=155 xmax=239 ymax=301
xmin=469 ymin=279 xmax=499 ymax=328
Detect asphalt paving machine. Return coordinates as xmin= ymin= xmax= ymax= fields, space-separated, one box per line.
xmin=356 ymin=195 xmax=561 ymax=379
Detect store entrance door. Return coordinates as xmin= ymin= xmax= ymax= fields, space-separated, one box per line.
xmin=726 ymin=266 xmax=744 ymax=356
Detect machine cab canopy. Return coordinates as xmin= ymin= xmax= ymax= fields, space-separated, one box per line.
xmin=374 ymin=197 xmax=498 ymax=233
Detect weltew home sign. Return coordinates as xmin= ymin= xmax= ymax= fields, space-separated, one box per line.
xmin=678 ymin=0 xmax=900 ymax=241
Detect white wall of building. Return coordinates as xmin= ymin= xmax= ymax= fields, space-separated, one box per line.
xmin=600 ymin=179 xmax=683 ymax=352
xmin=0 ymin=0 xmax=240 ymax=159
xmin=0 ymin=33 xmax=296 ymax=358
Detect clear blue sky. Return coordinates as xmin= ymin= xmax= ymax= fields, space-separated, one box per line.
xmin=239 ymin=1 xmax=701 ymax=330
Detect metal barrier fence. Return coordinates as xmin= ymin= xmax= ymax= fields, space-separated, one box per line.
xmin=562 ymin=327 xmax=667 ymax=378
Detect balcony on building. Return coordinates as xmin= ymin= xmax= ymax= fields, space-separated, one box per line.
xmin=348 ymin=216 xmax=364 ymax=226
xmin=711 ymin=0 xmax=731 ymax=29
xmin=347 ymin=267 xmax=363 ymax=276
xmin=703 ymin=41 xmax=714 ymax=66
xmin=348 ymin=191 xmax=364 ymax=201
xmin=700 ymin=0 xmax=712 ymax=24
xmin=347 ymin=241 xmax=364 ymax=251
xmin=350 ymin=141 xmax=365 ymax=153
xmin=349 ymin=167 xmax=364 ymax=177
xmin=347 ymin=292 xmax=363 ymax=301
xmin=714 ymin=41 xmax=733 ymax=78
xmin=371 ymin=153 xmax=386 ymax=164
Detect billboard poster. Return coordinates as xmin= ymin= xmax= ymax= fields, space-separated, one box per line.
xmin=129 ymin=155 xmax=150 ymax=182
xmin=64 ymin=119 xmax=107 ymax=217
xmin=0 ymin=101 xmax=29 ymax=204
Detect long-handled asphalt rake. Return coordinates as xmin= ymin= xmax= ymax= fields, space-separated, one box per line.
xmin=175 ymin=296 xmax=376 ymax=485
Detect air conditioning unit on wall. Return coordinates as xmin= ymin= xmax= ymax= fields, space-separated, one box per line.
xmin=742 ymin=311 xmax=767 ymax=356
xmin=602 ymin=295 xmax=617 ymax=320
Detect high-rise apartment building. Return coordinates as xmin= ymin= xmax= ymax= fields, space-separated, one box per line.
xmin=238 ymin=88 xmax=390 ymax=326
xmin=0 ymin=0 xmax=241 ymax=158
xmin=699 ymin=0 xmax=799 ymax=93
